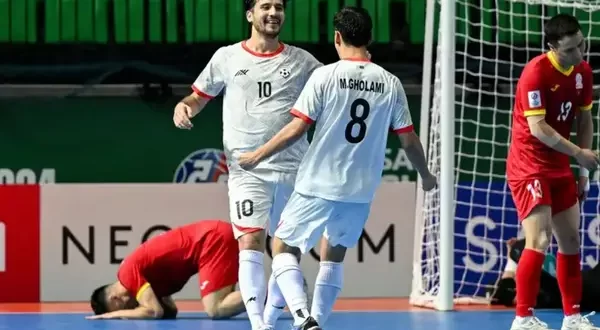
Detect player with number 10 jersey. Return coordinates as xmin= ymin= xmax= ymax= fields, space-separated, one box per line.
xmin=192 ymin=39 xmax=321 ymax=238
xmin=507 ymin=50 xmax=593 ymax=220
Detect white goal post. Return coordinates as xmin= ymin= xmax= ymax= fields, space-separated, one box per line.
xmin=411 ymin=0 xmax=600 ymax=310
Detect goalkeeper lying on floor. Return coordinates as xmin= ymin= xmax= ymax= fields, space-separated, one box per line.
xmin=488 ymin=238 xmax=600 ymax=311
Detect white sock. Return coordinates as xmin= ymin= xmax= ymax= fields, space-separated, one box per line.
xmin=263 ymin=273 xmax=286 ymax=327
xmin=239 ymin=250 xmax=267 ymax=329
xmin=310 ymin=261 xmax=343 ymax=325
xmin=272 ymin=253 xmax=310 ymax=326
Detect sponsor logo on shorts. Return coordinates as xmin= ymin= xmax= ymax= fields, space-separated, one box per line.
xmin=173 ymin=148 xmax=228 ymax=183
xmin=527 ymin=90 xmax=541 ymax=108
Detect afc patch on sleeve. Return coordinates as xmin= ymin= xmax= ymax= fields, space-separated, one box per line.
xmin=527 ymin=90 xmax=542 ymax=108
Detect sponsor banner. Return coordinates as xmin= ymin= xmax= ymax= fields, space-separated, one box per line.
xmin=453 ymin=181 xmax=600 ymax=297
xmin=40 ymin=183 xmax=415 ymax=301
xmin=0 ymin=185 xmax=40 ymax=302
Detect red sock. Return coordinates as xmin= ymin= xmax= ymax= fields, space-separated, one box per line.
xmin=556 ymin=252 xmax=582 ymax=316
xmin=515 ymin=249 xmax=545 ymax=317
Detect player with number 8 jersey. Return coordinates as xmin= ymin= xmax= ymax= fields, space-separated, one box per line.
xmin=237 ymin=7 xmax=436 ymax=330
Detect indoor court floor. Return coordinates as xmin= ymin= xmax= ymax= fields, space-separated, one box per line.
xmin=0 ymin=299 xmax=592 ymax=330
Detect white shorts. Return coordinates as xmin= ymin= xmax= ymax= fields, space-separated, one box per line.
xmin=274 ymin=191 xmax=372 ymax=254
xmin=228 ymin=170 xmax=295 ymax=239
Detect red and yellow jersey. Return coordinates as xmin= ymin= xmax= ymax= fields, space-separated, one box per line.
xmin=507 ymin=52 xmax=593 ymax=180
xmin=117 ymin=220 xmax=232 ymax=299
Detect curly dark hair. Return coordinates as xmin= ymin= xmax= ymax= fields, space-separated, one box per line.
xmin=244 ymin=0 xmax=288 ymax=11
xmin=90 ymin=284 xmax=110 ymax=315
xmin=333 ymin=6 xmax=372 ymax=48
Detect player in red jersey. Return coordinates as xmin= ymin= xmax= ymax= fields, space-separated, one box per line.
xmin=87 ymin=220 xmax=244 ymax=320
xmin=506 ymin=14 xmax=600 ymax=330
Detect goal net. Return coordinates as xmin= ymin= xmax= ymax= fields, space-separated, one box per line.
xmin=411 ymin=0 xmax=600 ymax=308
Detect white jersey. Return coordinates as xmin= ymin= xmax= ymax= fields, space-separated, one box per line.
xmin=291 ymin=59 xmax=414 ymax=203
xmin=192 ymin=41 xmax=321 ymax=180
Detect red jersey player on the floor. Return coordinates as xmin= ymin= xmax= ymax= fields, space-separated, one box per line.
xmin=87 ymin=220 xmax=244 ymax=320
xmin=506 ymin=14 xmax=599 ymax=330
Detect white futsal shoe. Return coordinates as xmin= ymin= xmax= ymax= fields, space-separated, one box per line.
xmin=510 ymin=313 xmax=554 ymax=330
xmin=258 ymin=326 xmax=274 ymax=330
xmin=561 ymin=312 xmax=600 ymax=330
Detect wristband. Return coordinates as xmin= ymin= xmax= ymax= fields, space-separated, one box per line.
xmin=580 ymin=167 xmax=590 ymax=177
xmin=586 ymin=179 xmax=591 ymax=192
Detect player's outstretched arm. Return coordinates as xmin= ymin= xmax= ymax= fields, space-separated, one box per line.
xmin=527 ymin=115 xmax=599 ymax=169
xmin=255 ymin=117 xmax=310 ymax=158
xmin=398 ymin=131 xmax=436 ymax=190
xmin=202 ymin=285 xmax=245 ymax=319
xmin=238 ymin=117 xmax=311 ymax=169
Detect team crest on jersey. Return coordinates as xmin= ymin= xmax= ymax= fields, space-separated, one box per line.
xmin=279 ymin=68 xmax=290 ymax=78
xmin=576 ymin=73 xmax=583 ymax=89
xmin=173 ymin=149 xmax=228 ymax=183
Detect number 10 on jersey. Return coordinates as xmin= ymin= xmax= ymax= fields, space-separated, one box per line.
xmin=258 ymin=82 xmax=272 ymax=98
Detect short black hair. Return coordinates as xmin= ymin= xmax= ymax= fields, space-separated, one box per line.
xmin=90 ymin=285 xmax=110 ymax=315
xmin=544 ymin=14 xmax=581 ymax=45
xmin=333 ymin=7 xmax=372 ymax=48
xmin=244 ymin=0 xmax=287 ymax=11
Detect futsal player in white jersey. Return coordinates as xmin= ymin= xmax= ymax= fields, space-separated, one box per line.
xmin=172 ymin=1 xmax=321 ymax=329
xmin=238 ymin=7 xmax=437 ymax=330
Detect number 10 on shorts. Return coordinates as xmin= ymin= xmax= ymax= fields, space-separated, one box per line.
xmin=235 ymin=199 xmax=254 ymax=219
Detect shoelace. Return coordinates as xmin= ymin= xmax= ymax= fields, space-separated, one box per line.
xmin=578 ymin=312 xmax=597 ymax=328
xmin=528 ymin=316 xmax=550 ymax=329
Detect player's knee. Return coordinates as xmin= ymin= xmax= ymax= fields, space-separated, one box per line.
xmin=522 ymin=206 xmax=552 ymax=251
xmin=237 ymin=230 xmax=266 ymax=251
xmin=524 ymin=228 xmax=552 ymax=251
xmin=204 ymin=304 xmax=220 ymax=320
xmin=554 ymin=230 xmax=580 ymax=254
xmin=551 ymin=205 xmax=581 ymax=254
xmin=320 ymin=239 xmax=346 ymax=263
xmin=272 ymin=236 xmax=300 ymax=256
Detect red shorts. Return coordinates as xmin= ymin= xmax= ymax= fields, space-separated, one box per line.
xmin=198 ymin=222 xmax=239 ymax=297
xmin=508 ymin=176 xmax=578 ymax=221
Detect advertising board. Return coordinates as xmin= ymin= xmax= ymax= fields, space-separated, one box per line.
xmin=453 ymin=182 xmax=600 ymax=297
xmin=38 ymin=183 xmax=415 ymax=301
